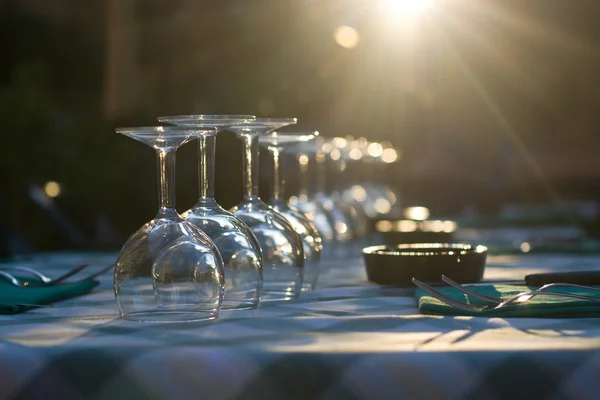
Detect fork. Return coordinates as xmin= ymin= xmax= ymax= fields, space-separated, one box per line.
xmin=440 ymin=275 xmax=600 ymax=305
xmin=412 ymin=278 xmax=600 ymax=313
xmin=0 ymin=263 xmax=114 ymax=287
xmin=1 ymin=264 xmax=89 ymax=286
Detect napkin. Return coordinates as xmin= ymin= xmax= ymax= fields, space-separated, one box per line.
xmin=415 ymin=284 xmax=600 ymax=318
xmin=0 ymin=278 xmax=99 ymax=314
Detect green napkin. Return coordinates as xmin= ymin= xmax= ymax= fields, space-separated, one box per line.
xmin=415 ymin=284 xmax=600 ymax=318
xmin=0 ymin=278 xmax=99 ymax=314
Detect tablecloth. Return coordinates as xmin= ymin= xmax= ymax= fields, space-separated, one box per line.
xmin=1 ymin=250 xmax=600 ymax=400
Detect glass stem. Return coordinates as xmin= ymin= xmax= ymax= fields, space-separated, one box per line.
xmin=156 ymin=149 xmax=177 ymax=217
xmin=242 ymin=134 xmax=260 ymax=201
xmin=198 ymin=135 xmax=215 ymax=200
xmin=271 ymin=147 xmax=282 ymax=200
xmin=270 ymin=147 xmax=287 ymax=207
xmin=315 ymin=150 xmax=327 ymax=194
xmin=298 ymin=153 xmax=309 ymax=201
xmin=332 ymin=160 xmax=345 ymax=193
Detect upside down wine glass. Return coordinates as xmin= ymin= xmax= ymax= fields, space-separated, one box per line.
xmin=157 ymin=115 xmax=263 ymax=310
xmin=289 ymin=140 xmax=336 ymax=243
xmin=313 ymin=137 xmax=354 ymax=243
xmin=114 ymin=126 xmax=225 ymax=322
xmin=259 ymin=131 xmax=323 ymax=291
xmin=331 ymin=138 xmax=369 ymax=239
xmin=230 ymin=118 xmax=305 ymax=300
xmin=342 ymin=138 xmax=401 ymax=220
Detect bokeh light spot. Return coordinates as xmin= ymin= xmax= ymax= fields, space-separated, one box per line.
xmin=330 ymin=148 xmax=341 ymax=161
xmin=367 ymin=142 xmax=383 ymax=157
xmin=376 ymin=220 xmax=393 ymax=232
xmin=334 ymin=25 xmax=360 ymax=49
xmin=374 ymin=198 xmax=391 ymax=214
xmin=351 ymin=185 xmax=368 ymax=202
xmin=381 ymin=148 xmax=398 ymax=163
xmin=349 ymin=148 xmax=362 ymax=160
xmin=404 ymin=206 xmax=430 ymax=221
xmin=520 ymin=242 xmax=531 ymax=253
xmin=44 ymin=181 xmax=61 ymax=198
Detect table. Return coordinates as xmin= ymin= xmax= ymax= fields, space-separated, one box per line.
xmin=1 ymin=250 xmax=599 ymax=400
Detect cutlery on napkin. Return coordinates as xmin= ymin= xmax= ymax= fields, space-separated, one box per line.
xmin=415 ymin=283 xmax=600 ymax=317
xmin=0 ymin=276 xmax=99 ymax=314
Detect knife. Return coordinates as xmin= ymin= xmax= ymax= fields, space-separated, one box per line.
xmin=524 ymin=270 xmax=600 ymax=286
xmin=443 ymin=270 xmax=600 ymax=288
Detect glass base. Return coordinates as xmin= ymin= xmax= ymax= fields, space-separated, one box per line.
xmin=221 ymin=300 xmax=259 ymax=311
xmin=121 ymin=310 xmax=218 ymax=323
xmin=260 ymin=290 xmax=299 ymax=302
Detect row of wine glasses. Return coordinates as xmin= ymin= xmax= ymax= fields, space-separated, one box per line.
xmin=114 ymin=116 xmax=323 ymax=322
xmin=258 ymin=132 xmax=323 ymax=292
xmin=113 ymin=115 xmax=400 ymax=322
xmin=288 ymin=136 xmax=401 ymax=255
xmin=331 ymin=136 xmax=401 ymax=222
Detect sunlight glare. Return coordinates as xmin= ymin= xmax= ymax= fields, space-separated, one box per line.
xmin=383 ymin=0 xmax=431 ymax=16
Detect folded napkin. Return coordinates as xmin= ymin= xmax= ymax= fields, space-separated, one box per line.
xmin=415 ymin=284 xmax=600 ymax=318
xmin=0 ymin=278 xmax=99 ymax=314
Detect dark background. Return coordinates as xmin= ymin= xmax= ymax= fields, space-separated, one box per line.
xmin=2 ymin=0 xmax=600 ymax=254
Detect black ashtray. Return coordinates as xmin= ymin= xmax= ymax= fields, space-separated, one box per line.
xmin=362 ymin=243 xmax=487 ymax=287
xmin=375 ymin=220 xmax=456 ymax=246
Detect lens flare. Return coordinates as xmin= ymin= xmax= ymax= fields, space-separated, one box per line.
xmin=334 ymin=26 xmax=360 ymax=49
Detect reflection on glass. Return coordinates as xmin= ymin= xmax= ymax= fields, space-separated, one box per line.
xmin=316 ymin=137 xmax=355 ymax=242
xmin=289 ymin=141 xmax=336 ymax=243
xmin=342 ymin=139 xmax=402 ymax=221
xmin=114 ymin=126 xmax=224 ymax=322
xmin=229 ymin=118 xmax=305 ymax=301
xmin=157 ymin=115 xmax=263 ymax=310
xmin=259 ymin=131 xmax=323 ymax=291
xmin=328 ymin=137 xmax=369 ymax=239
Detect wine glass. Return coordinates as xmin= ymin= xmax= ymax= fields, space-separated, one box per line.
xmin=114 ymin=126 xmax=224 ymax=322
xmin=310 ymin=137 xmax=354 ymax=244
xmin=343 ymin=139 xmax=401 ymax=220
xmin=333 ymin=138 xmax=370 ymax=239
xmin=322 ymin=137 xmax=368 ymax=241
xmin=259 ymin=131 xmax=323 ymax=291
xmin=156 ymin=115 xmax=263 ymax=310
xmin=229 ymin=118 xmax=305 ymax=301
xmin=289 ymin=140 xmax=336 ymax=244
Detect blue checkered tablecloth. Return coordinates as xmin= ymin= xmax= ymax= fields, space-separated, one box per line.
xmin=1 ymin=250 xmax=600 ymax=399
